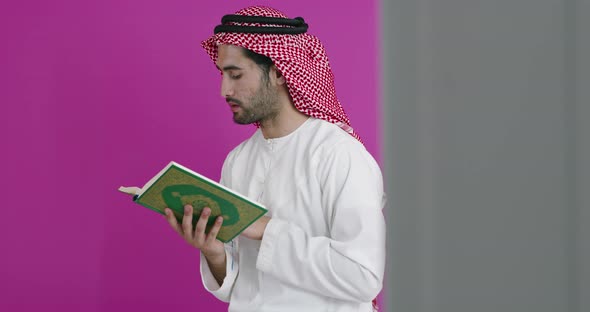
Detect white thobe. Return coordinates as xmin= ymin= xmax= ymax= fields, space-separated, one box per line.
xmin=200 ymin=118 xmax=386 ymax=312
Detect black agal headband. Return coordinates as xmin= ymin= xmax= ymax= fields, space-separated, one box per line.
xmin=213 ymin=15 xmax=309 ymax=34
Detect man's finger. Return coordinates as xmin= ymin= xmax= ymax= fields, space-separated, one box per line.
xmin=194 ymin=207 xmax=211 ymax=243
xmin=182 ymin=205 xmax=194 ymax=241
xmin=206 ymin=216 xmax=224 ymax=245
xmin=164 ymin=208 xmax=182 ymax=236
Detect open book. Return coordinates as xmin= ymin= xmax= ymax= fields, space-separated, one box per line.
xmin=119 ymin=161 xmax=267 ymax=243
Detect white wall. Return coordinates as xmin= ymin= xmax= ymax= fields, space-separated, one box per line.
xmin=381 ymin=0 xmax=589 ymax=311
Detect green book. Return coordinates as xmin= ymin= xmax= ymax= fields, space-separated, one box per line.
xmin=119 ymin=161 xmax=267 ymax=243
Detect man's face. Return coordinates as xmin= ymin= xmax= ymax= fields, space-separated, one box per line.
xmin=216 ymin=45 xmax=280 ymax=125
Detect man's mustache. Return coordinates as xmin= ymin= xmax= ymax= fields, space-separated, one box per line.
xmin=226 ymin=98 xmax=243 ymax=106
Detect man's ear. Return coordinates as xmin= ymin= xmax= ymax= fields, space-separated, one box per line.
xmin=271 ymin=65 xmax=286 ymax=85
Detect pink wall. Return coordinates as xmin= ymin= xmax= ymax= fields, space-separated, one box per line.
xmin=0 ymin=0 xmax=380 ymax=311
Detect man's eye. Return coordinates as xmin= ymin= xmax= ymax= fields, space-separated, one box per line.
xmin=230 ymin=74 xmax=242 ymax=80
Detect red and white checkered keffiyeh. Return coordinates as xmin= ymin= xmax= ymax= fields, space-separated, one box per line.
xmin=201 ymin=6 xmax=362 ymax=143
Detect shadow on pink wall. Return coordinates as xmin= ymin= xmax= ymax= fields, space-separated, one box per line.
xmin=0 ymin=0 xmax=381 ymax=311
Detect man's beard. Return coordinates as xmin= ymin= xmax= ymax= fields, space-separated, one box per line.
xmin=231 ymin=81 xmax=280 ymax=125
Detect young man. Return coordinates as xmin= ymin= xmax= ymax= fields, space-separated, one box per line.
xmin=164 ymin=6 xmax=386 ymax=311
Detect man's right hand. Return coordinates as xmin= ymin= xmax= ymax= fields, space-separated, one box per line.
xmin=164 ymin=205 xmax=226 ymax=263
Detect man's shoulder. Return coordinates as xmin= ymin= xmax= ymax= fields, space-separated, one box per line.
xmin=305 ymin=118 xmax=364 ymax=153
xmin=308 ymin=119 xmax=381 ymax=169
xmin=223 ymin=130 xmax=261 ymax=163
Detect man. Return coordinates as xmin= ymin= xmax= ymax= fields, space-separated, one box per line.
xmin=164 ymin=6 xmax=386 ymax=312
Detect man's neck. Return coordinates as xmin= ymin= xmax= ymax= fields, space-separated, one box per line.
xmin=259 ymin=104 xmax=309 ymax=139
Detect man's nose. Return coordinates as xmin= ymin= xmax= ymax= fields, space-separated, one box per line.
xmin=220 ymin=79 xmax=234 ymax=98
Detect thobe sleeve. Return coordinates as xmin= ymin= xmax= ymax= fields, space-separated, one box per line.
xmin=199 ymin=241 xmax=239 ymax=302
xmin=256 ymin=140 xmax=386 ymax=302
xmin=199 ymin=152 xmax=240 ymax=302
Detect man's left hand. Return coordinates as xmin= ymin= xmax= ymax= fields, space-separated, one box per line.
xmin=241 ymin=216 xmax=271 ymax=240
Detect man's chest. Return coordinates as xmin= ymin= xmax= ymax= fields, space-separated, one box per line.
xmin=229 ymin=147 xmax=330 ymax=235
